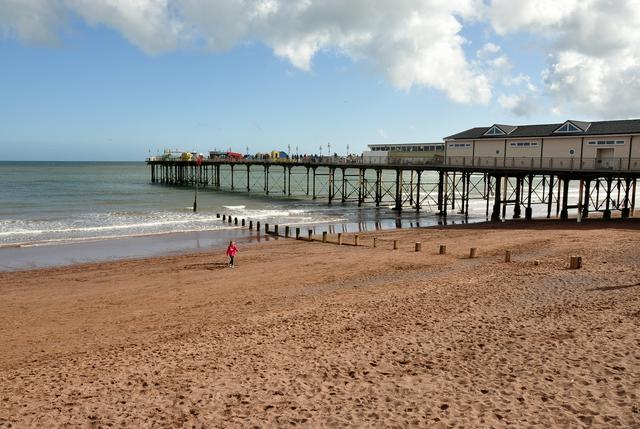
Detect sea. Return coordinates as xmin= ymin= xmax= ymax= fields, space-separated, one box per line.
xmin=0 ymin=161 xmax=598 ymax=270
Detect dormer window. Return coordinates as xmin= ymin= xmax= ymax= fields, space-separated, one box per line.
xmin=554 ymin=121 xmax=582 ymax=133
xmin=484 ymin=126 xmax=506 ymax=136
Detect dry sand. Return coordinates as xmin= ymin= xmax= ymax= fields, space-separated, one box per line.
xmin=0 ymin=221 xmax=639 ymax=428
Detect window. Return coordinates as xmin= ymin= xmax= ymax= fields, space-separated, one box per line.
xmin=554 ymin=122 xmax=582 ymax=133
xmin=509 ymin=141 xmax=539 ymax=148
xmin=587 ymin=140 xmax=625 ymax=145
xmin=448 ymin=143 xmax=471 ymax=148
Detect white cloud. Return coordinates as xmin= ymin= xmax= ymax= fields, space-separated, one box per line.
xmin=0 ymin=0 xmax=492 ymax=104
xmin=490 ymin=0 xmax=640 ymax=118
xmin=498 ymin=93 xmax=536 ymax=116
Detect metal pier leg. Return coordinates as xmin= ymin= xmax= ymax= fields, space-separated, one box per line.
xmin=631 ymin=178 xmax=637 ymax=216
xmin=603 ymin=177 xmax=612 ymax=220
xmin=582 ymin=179 xmax=591 ymax=218
xmin=287 ymin=166 xmax=291 ymax=195
xmin=416 ymin=170 xmax=422 ymax=211
xmin=375 ymin=169 xmax=381 ymax=207
xmin=502 ymin=177 xmax=507 ymax=220
xmin=443 ymin=172 xmax=448 ymax=218
xmin=451 ymin=171 xmax=456 ymax=210
xmin=341 ymin=168 xmax=346 ymax=203
xmin=621 ymin=177 xmax=632 ymax=218
xmin=560 ymin=178 xmax=569 ymax=220
xmin=246 ymin=165 xmax=250 ymax=191
xmin=312 ymin=167 xmax=317 ymax=199
xmin=328 ymin=167 xmax=335 ymax=204
xmin=514 ymin=176 xmax=522 ymax=219
xmin=437 ymin=171 xmax=444 ymax=214
xmin=556 ymin=177 xmax=562 ymax=217
xmin=465 ymin=172 xmax=470 ymax=217
xmin=358 ymin=168 xmax=364 ymax=207
xmin=491 ymin=175 xmax=502 ymax=221
xmin=547 ymin=175 xmax=554 ymax=218
xmin=409 ymin=170 xmax=414 ymax=207
xmin=525 ymin=174 xmax=533 ymax=220
xmin=394 ymin=169 xmax=402 ymax=211
xmin=265 ymin=165 xmax=270 ymax=195
xmin=306 ymin=167 xmax=310 ymax=196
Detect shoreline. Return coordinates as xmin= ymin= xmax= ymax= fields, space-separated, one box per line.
xmin=2 ymin=216 xmax=638 ymax=273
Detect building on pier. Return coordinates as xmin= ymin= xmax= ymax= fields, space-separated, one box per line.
xmin=363 ymin=142 xmax=444 ymax=164
xmin=444 ymin=119 xmax=640 ymax=171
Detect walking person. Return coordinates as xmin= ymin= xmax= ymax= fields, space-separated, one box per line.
xmin=226 ymin=241 xmax=238 ymax=268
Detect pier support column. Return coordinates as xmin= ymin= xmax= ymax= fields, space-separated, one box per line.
xmin=546 ymin=175 xmax=554 ymax=218
xmin=560 ymin=177 xmax=570 ymax=220
xmin=491 ymin=175 xmax=502 ymax=221
xmin=394 ymin=169 xmax=402 ymax=211
xmin=265 ymin=165 xmax=270 ymax=195
xmin=246 ymin=165 xmax=251 ymax=191
xmin=328 ymin=167 xmax=335 ymax=204
xmin=358 ymin=168 xmax=364 ymax=207
xmin=513 ymin=176 xmax=522 ymax=219
xmin=312 ymin=167 xmax=317 ymax=199
xmin=375 ymin=169 xmax=381 ymax=207
xmin=437 ymin=171 xmax=444 ymax=214
xmin=306 ymin=167 xmax=310 ymax=196
xmin=287 ymin=166 xmax=292 ymax=196
xmin=525 ymin=174 xmax=533 ymax=220
xmin=582 ymin=179 xmax=591 ymax=218
xmin=341 ymin=167 xmax=347 ymax=203
xmin=603 ymin=177 xmax=612 ymax=220
xmin=621 ymin=177 xmax=631 ymax=218
xmin=464 ymin=172 xmax=471 ymax=217
xmin=416 ymin=170 xmax=422 ymax=211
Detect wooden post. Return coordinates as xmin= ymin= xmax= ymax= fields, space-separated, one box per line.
xmin=265 ymin=223 xmax=269 ymax=233
xmin=249 ymin=220 xmax=253 ymax=230
xmin=234 ymin=217 xmax=238 ymax=225
xmin=322 ymin=231 xmax=327 ymax=243
xmin=470 ymin=247 xmax=477 ymax=258
xmin=256 ymin=221 xmax=260 ymax=232
xmin=505 ymin=250 xmax=511 ymax=262
xmin=228 ymin=216 xmax=232 ymax=224
xmin=222 ymin=214 xmax=226 ymax=221
xmin=415 ymin=242 xmax=422 ymax=252
xmin=274 ymin=225 xmax=279 ymax=236
xmin=216 ymin=213 xmax=220 ymax=218
xmin=285 ymin=226 xmax=290 ymax=238
xmin=241 ymin=218 xmax=245 ymax=227
xmin=308 ymin=229 xmax=313 ymax=241
xmin=393 ymin=240 xmax=399 ymax=250
xmin=439 ymin=244 xmax=447 ymax=255
xmin=373 ymin=237 xmax=377 ymax=248
xmin=296 ymin=227 xmax=300 ymax=240
xmin=570 ymin=256 xmax=582 ymax=269
xmin=354 ymin=235 xmax=359 ymax=246
xmin=337 ymin=233 xmax=342 ymax=245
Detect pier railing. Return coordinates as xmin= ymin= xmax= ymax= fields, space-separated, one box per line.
xmin=147 ymin=156 xmax=640 ymax=172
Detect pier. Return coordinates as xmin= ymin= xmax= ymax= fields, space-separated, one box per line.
xmin=146 ymin=157 xmax=639 ymax=221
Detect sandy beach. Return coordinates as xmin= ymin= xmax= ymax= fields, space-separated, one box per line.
xmin=1 ymin=221 xmax=639 ymax=428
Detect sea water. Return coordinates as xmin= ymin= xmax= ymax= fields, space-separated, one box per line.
xmin=1 ymin=161 xmax=606 ymax=270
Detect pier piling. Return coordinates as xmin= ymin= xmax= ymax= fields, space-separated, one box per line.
xmin=439 ymin=244 xmax=447 ymax=255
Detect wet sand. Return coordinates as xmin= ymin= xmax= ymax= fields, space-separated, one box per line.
xmin=0 ymin=221 xmax=639 ymax=427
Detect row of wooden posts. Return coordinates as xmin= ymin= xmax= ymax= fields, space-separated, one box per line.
xmin=216 ymin=213 xmax=582 ymax=268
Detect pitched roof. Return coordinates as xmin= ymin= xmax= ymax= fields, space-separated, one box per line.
xmin=445 ymin=119 xmax=640 ymax=140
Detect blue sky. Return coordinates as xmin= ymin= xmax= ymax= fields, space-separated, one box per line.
xmin=1 ymin=1 xmax=639 ymax=161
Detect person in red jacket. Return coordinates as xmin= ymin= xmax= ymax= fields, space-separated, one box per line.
xmin=226 ymin=241 xmax=238 ymax=268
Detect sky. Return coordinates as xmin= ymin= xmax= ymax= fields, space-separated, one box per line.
xmin=1 ymin=0 xmax=640 ymax=161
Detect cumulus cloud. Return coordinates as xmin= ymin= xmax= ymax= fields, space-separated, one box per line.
xmin=0 ymin=0 xmax=492 ymax=104
xmin=490 ymin=0 xmax=640 ymax=118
